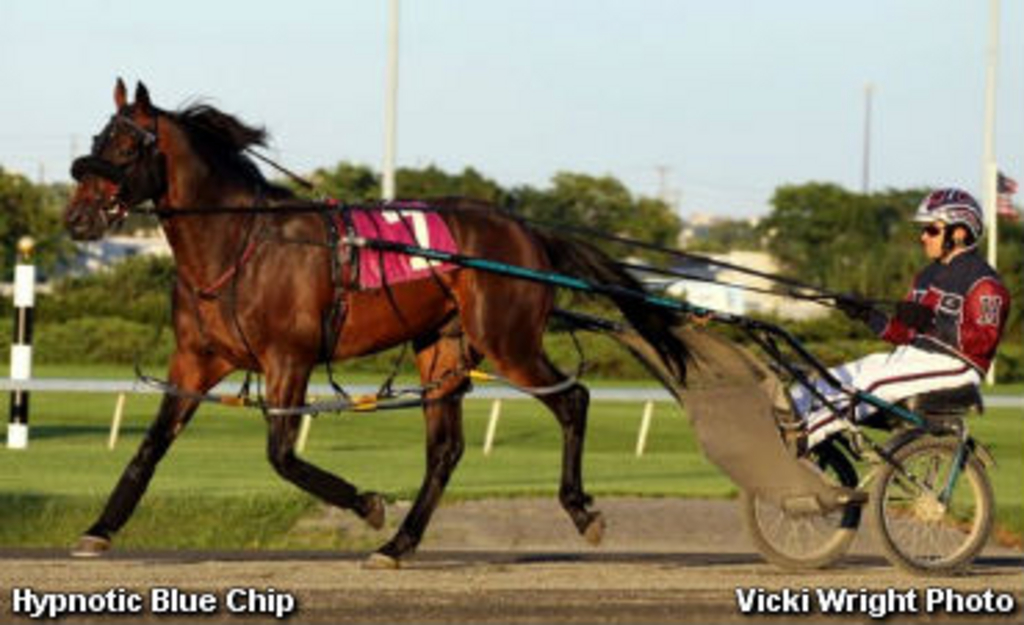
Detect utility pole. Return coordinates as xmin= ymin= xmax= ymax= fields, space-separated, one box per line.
xmin=861 ymin=83 xmax=874 ymax=194
xmin=381 ymin=0 xmax=400 ymax=201
xmin=656 ymin=165 xmax=670 ymax=203
xmin=655 ymin=165 xmax=680 ymax=212
xmin=982 ymin=0 xmax=1000 ymax=386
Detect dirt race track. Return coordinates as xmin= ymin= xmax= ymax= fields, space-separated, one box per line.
xmin=0 ymin=498 xmax=1020 ymax=624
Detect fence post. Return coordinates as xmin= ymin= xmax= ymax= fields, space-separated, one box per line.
xmin=635 ymin=400 xmax=655 ymax=457
xmin=296 ymin=413 xmax=313 ymax=454
xmin=482 ymin=399 xmax=502 ymax=455
xmin=107 ymin=393 xmax=127 ymax=450
xmin=7 ymin=236 xmax=35 ymax=450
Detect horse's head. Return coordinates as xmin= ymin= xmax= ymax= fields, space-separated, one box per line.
xmin=65 ymin=79 xmax=167 ymax=240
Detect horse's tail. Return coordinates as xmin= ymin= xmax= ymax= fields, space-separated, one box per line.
xmin=534 ymin=229 xmax=691 ymax=388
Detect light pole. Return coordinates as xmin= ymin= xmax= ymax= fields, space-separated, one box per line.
xmin=861 ymin=83 xmax=874 ymax=194
xmin=981 ymin=0 xmax=1000 ymax=385
xmin=382 ymin=0 xmax=400 ymax=201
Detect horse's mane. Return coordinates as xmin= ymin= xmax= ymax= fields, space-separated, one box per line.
xmin=171 ymin=104 xmax=295 ymax=200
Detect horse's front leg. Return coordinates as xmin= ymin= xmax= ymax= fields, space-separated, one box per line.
xmin=263 ymin=358 xmax=385 ymax=529
xmin=72 ymin=350 xmax=234 ymax=557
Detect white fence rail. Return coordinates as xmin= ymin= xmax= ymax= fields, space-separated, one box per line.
xmin=2 ymin=379 xmax=1020 ymax=455
xmin=0 ymin=378 xmax=682 ymax=402
xmin=0 ymin=378 xmax=684 ymax=455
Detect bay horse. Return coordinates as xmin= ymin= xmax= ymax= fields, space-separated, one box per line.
xmin=64 ymin=80 xmax=690 ymax=567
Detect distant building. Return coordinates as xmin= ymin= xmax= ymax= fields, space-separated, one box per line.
xmin=67 ymin=232 xmax=171 ymax=275
xmin=633 ymin=250 xmax=827 ymax=320
xmin=677 ymin=213 xmax=762 ymax=249
xmin=677 ymin=213 xmax=717 ymax=248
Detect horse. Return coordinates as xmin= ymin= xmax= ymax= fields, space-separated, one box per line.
xmin=64 ymin=79 xmax=691 ymax=567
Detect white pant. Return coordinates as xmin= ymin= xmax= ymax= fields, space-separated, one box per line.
xmin=793 ymin=345 xmax=980 ymax=449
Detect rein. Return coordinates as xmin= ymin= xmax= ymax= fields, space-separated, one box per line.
xmin=74 ymin=107 xmax=855 ymax=307
xmin=129 ymin=201 xmax=872 ymax=307
xmin=242 ymin=147 xmax=316 ymax=191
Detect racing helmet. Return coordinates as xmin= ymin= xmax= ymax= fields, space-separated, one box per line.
xmin=912 ymin=187 xmax=984 ymax=243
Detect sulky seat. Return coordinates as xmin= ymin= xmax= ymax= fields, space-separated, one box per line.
xmin=906 ymin=384 xmax=984 ymax=417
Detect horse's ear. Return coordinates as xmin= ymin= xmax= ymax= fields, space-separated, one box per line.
xmin=134 ymin=81 xmax=153 ymax=115
xmin=114 ymin=78 xmax=128 ymax=110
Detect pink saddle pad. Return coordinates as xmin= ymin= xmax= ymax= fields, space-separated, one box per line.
xmin=350 ymin=204 xmax=459 ymax=289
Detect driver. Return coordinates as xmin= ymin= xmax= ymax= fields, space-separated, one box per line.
xmin=795 ymin=187 xmax=1011 ymax=450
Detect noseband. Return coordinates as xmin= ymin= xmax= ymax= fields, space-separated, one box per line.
xmin=70 ymin=113 xmax=166 ymax=224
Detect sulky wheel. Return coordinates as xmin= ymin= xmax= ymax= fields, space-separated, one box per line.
xmin=870 ymin=436 xmax=993 ymax=576
xmin=742 ymin=443 xmax=862 ymax=570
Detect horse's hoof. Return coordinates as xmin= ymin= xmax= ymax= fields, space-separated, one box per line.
xmin=363 ymin=493 xmax=386 ymax=530
xmin=363 ymin=552 xmax=401 ymax=570
xmin=583 ymin=512 xmax=605 ymax=546
xmin=71 ymin=535 xmax=111 ymax=558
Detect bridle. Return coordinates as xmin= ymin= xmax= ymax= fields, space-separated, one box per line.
xmin=70 ymin=111 xmax=166 ymax=227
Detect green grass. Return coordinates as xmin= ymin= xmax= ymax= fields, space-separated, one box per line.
xmin=974 ymin=409 xmax=1024 ymax=547
xmin=0 ymin=493 xmax=317 ymax=550
xmin=0 ymin=393 xmax=711 ymax=497
xmin=0 ymin=393 xmax=716 ymax=548
xmin=0 ymin=390 xmax=1019 ymax=550
xmin=993 ymin=382 xmax=1024 ymax=395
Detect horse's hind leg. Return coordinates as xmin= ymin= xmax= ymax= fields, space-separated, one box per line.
xmin=72 ymin=350 xmax=234 ymax=557
xmin=493 ymin=352 xmax=604 ymax=544
xmin=452 ymin=269 xmax=602 ymax=543
xmin=263 ymin=359 xmax=385 ymax=529
xmin=370 ymin=334 xmax=472 ymax=567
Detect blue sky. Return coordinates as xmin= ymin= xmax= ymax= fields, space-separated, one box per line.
xmin=1 ymin=1 xmax=1022 ymax=218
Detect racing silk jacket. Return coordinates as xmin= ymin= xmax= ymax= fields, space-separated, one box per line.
xmin=868 ymin=251 xmax=1011 ymax=374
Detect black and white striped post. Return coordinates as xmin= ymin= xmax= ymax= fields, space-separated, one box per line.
xmin=7 ymin=236 xmax=35 ymax=450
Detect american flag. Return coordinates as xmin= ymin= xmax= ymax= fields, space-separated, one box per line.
xmin=997 ymin=171 xmax=1019 ymax=221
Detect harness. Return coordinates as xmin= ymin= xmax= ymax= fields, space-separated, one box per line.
xmin=71 ymin=113 xmax=167 ymax=226
xmin=318 ymin=204 xmax=358 ymax=397
xmin=126 ymin=201 xmax=588 ymax=417
xmin=197 ymin=236 xmax=262 ymax=300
